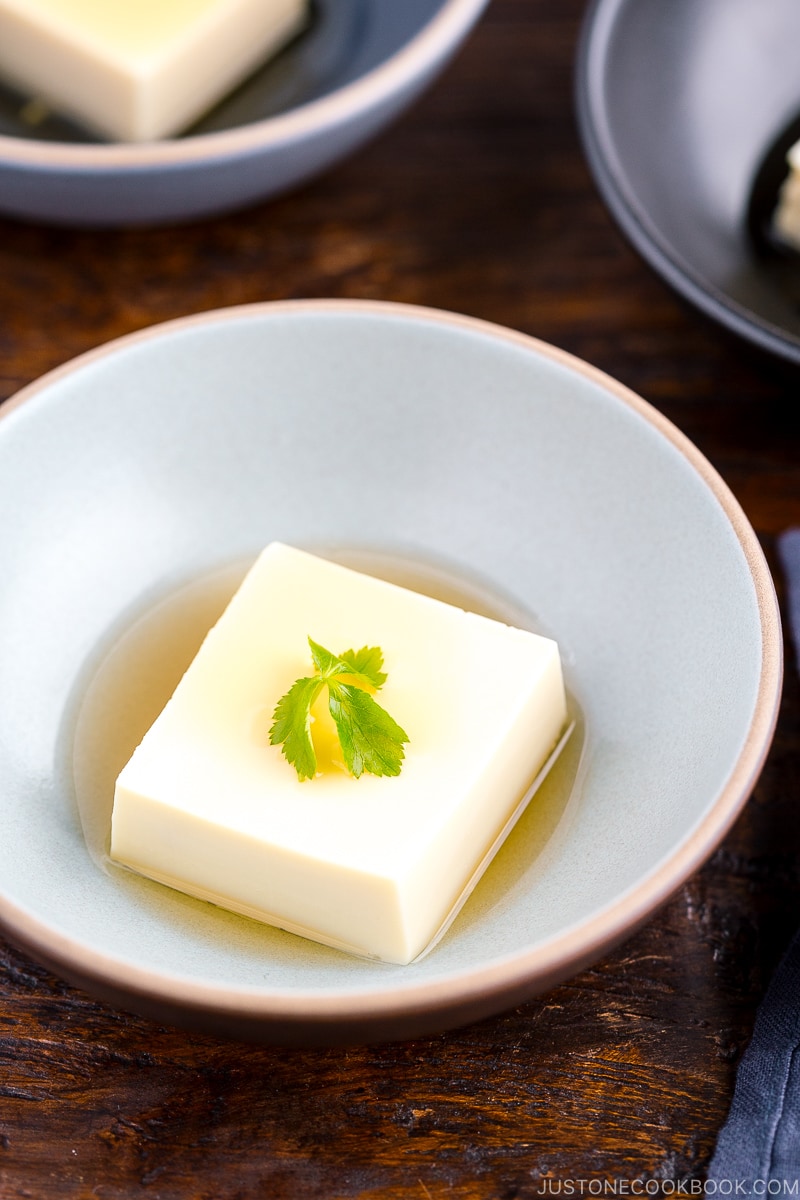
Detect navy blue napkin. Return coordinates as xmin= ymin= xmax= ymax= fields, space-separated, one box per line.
xmin=707 ymin=530 xmax=800 ymax=1186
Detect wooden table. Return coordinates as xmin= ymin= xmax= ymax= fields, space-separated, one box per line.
xmin=0 ymin=0 xmax=797 ymax=1193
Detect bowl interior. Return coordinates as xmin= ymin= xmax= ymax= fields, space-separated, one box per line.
xmin=0 ymin=302 xmax=776 ymax=1021
xmin=0 ymin=0 xmax=445 ymax=145
xmin=579 ymin=0 xmax=800 ymax=360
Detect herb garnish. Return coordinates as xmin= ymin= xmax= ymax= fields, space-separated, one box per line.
xmin=269 ymin=638 xmax=409 ymax=781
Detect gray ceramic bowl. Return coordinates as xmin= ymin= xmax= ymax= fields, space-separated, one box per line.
xmin=0 ymin=301 xmax=781 ymax=1044
xmin=577 ymin=0 xmax=800 ymax=367
xmin=0 ymin=0 xmax=489 ymax=227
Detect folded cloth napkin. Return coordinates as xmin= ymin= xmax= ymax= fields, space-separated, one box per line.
xmin=707 ymin=529 xmax=800 ymax=1186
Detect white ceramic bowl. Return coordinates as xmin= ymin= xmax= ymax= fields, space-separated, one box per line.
xmin=0 ymin=0 xmax=489 ymax=227
xmin=0 ymin=300 xmax=781 ymax=1044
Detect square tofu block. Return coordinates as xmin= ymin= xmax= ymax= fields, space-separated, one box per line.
xmin=0 ymin=0 xmax=308 ymax=141
xmin=111 ymin=543 xmax=569 ymax=964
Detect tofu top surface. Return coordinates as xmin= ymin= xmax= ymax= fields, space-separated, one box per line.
xmin=2 ymin=0 xmax=284 ymax=61
xmin=116 ymin=543 xmax=566 ymax=876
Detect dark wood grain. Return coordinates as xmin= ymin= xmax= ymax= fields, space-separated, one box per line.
xmin=1 ymin=0 xmax=798 ymax=1194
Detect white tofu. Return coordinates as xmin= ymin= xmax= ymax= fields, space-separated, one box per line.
xmin=774 ymin=140 xmax=800 ymax=251
xmin=111 ymin=543 xmax=569 ymax=964
xmin=0 ymin=0 xmax=308 ymax=142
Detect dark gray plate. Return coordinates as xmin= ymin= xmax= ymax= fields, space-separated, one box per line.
xmin=576 ymin=0 xmax=800 ymax=366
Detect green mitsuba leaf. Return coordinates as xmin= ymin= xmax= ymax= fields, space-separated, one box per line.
xmin=327 ymin=681 xmax=407 ymax=779
xmin=268 ymin=674 xmax=325 ymax=781
xmin=269 ymin=637 xmax=409 ymax=782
